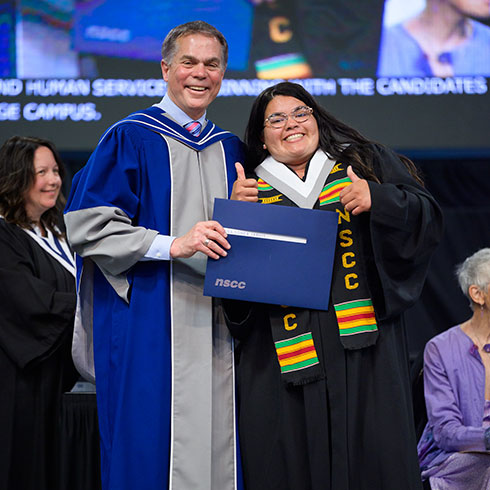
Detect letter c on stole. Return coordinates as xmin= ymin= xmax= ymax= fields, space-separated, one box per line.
xmin=345 ymin=273 xmax=359 ymax=290
xmin=342 ymin=251 xmax=356 ymax=268
xmin=283 ymin=313 xmax=297 ymax=331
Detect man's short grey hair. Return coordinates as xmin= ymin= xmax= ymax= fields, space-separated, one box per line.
xmin=456 ymin=248 xmax=490 ymax=303
xmin=161 ymin=20 xmax=228 ymax=69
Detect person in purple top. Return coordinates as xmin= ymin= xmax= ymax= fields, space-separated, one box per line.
xmin=418 ymin=247 xmax=490 ymax=489
xmin=377 ymin=0 xmax=490 ymax=77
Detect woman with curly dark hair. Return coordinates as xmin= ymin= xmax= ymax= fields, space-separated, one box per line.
xmin=226 ymin=82 xmax=443 ymax=490
xmin=0 ymin=135 xmax=78 ymax=490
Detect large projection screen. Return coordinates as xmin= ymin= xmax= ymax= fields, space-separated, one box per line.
xmin=1 ymin=0 xmax=489 ymax=155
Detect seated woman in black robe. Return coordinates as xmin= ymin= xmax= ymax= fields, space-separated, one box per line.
xmin=0 ymin=136 xmax=79 ymax=490
xmin=225 ymin=81 xmax=443 ymax=490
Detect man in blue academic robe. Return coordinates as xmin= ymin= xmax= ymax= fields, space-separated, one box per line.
xmin=64 ymin=21 xmax=244 ymax=490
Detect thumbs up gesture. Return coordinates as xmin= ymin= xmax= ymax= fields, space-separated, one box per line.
xmin=339 ymin=165 xmax=371 ymax=215
xmin=231 ymin=162 xmax=259 ymax=202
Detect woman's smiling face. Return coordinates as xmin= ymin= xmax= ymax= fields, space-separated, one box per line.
xmin=262 ymin=95 xmax=319 ymax=176
xmin=24 ymin=146 xmax=61 ymax=223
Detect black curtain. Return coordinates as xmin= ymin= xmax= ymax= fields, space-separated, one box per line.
xmin=406 ymin=157 xmax=490 ymax=359
xmin=59 ymin=393 xmax=101 ymax=490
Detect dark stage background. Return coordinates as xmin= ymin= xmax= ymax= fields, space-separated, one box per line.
xmin=405 ymin=158 xmax=490 ymax=358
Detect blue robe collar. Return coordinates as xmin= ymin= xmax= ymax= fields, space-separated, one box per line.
xmin=100 ymin=106 xmax=234 ymax=151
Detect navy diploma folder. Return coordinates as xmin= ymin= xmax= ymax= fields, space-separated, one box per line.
xmin=203 ymin=199 xmax=338 ymax=310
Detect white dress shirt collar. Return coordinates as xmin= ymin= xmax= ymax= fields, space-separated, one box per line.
xmin=154 ymin=94 xmax=207 ymax=128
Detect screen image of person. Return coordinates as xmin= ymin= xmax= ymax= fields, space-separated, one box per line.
xmin=64 ymin=21 xmax=244 ymax=490
xmin=417 ymin=248 xmax=490 ymax=490
xmin=248 ymin=0 xmax=384 ymax=79
xmin=0 ymin=136 xmax=78 ymax=490
xmin=226 ymin=81 xmax=443 ymax=490
xmin=377 ymin=0 xmax=490 ymax=77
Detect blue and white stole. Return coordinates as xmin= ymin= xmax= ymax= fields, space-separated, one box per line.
xmin=23 ymin=225 xmax=76 ymax=277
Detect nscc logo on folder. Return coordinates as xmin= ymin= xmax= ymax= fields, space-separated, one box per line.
xmin=204 ymin=199 xmax=338 ymax=311
xmin=215 ymin=278 xmax=247 ymax=289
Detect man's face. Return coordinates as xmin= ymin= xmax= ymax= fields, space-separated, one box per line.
xmin=161 ymin=33 xmax=225 ymax=120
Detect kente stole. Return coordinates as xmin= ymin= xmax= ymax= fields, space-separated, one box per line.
xmin=255 ymin=150 xmax=379 ymax=385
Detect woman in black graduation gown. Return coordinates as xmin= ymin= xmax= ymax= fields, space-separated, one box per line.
xmin=0 ymin=136 xmax=78 ymax=490
xmin=226 ymin=82 xmax=443 ymax=490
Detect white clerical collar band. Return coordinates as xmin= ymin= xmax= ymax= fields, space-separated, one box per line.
xmin=255 ymin=149 xmax=336 ymax=209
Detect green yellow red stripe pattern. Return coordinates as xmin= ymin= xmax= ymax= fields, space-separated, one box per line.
xmin=334 ymin=299 xmax=378 ymax=336
xmin=319 ymin=177 xmax=351 ymax=205
xmin=255 ymin=53 xmax=312 ymax=80
xmin=257 ymin=178 xmax=273 ymax=191
xmin=274 ymin=332 xmax=319 ymax=373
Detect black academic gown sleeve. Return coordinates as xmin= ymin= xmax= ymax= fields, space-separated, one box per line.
xmin=0 ymin=220 xmax=76 ymax=369
xmin=220 ymin=298 xmax=257 ymax=340
xmin=365 ymin=144 xmax=443 ymax=320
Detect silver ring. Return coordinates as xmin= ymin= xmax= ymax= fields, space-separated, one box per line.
xmin=203 ymin=238 xmax=210 ymax=247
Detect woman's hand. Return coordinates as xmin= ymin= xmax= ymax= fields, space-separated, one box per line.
xmin=170 ymin=220 xmax=230 ymax=260
xmin=339 ymin=166 xmax=372 ymax=215
xmin=231 ymin=163 xmax=258 ymax=202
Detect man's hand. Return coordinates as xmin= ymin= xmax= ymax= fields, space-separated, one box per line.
xmin=231 ymin=162 xmax=258 ymax=202
xmin=170 ymin=220 xmax=230 ymax=260
xmin=339 ymin=166 xmax=372 ymax=215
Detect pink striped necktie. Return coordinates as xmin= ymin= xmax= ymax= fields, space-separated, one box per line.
xmin=184 ymin=120 xmax=202 ymax=136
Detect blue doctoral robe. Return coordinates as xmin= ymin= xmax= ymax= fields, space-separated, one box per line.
xmin=65 ymin=106 xmax=244 ymax=490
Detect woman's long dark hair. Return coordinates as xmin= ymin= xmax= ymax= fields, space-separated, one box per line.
xmin=244 ymin=82 xmax=422 ymax=184
xmin=0 ymin=135 xmax=66 ymax=236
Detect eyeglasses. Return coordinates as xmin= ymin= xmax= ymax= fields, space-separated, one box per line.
xmin=264 ymin=106 xmax=313 ymax=128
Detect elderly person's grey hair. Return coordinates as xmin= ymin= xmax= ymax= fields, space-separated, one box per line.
xmin=161 ymin=20 xmax=228 ymax=69
xmin=456 ymin=248 xmax=490 ymax=305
